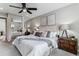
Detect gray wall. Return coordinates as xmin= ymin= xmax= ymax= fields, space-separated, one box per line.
xmin=55 ymin=4 xmax=79 ymax=43
xmin=25 ymin=4 xmax=79 ymax=44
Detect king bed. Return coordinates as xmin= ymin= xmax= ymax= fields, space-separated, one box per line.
xmin=13 ymin=35 xmax=58 ymax=56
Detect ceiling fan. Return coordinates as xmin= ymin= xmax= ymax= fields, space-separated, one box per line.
xmin=9 ymin=3 xmax=37 ymax=14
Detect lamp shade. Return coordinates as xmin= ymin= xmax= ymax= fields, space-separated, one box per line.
xmin=60 ymin=24 xmax=69 ymax=30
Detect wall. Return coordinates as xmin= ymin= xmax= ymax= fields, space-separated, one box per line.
xmin=56 ymin=4 xmax=79 ymax=24
xmin=25 ymin=4 xmax=79 ymax=43
xmin=55 ymin=4 xmax=79 ymax=43
xmin=0 ymin=13 xmax=7 ymax=18
xmin=25 ymin=16 xmax=58 ymax=32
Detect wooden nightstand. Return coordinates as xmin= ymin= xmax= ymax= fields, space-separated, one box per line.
xmin=58 ymin=37 xmax=77 ymax=55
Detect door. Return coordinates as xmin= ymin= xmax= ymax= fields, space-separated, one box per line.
xmin=0 ymin=18 xmax=6 ymax=41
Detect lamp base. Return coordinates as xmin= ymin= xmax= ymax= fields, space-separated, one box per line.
xmin=62 ymin=30 xmax=68 ymax=38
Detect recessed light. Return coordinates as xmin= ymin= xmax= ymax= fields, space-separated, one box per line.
xmin=0 ymin=8 xmax=3 ymax=10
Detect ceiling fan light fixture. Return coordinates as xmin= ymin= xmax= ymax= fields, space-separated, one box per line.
xmin=23 ymin=9 xmax=26 ymax=12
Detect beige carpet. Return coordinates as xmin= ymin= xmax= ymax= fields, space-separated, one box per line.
xmin=0 ymin=41 xmax=21 ymax=56
xmin=0 ymin=41 xmax=78 ymax=56
xmin=50 ymin=48 xmax=76 ymax=56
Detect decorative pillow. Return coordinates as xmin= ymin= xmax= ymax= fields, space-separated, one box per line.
xmin=52 ymin=32 xmax=57 ymax=37
xmin=41 ymin=31 xmax=47 ymax=37
xmin=49 ymin=32 xmax=54 ymax=38
xmin=46 ymin=31 xmax=51 ymax=37
xmin=35 ymin=32 xmax=42 ymax=37
xmin=47 ymin=31 xmax=57 ymax=38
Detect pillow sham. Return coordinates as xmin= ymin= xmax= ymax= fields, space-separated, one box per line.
xmin=35 ymin=32 xmax=42 ymax=37
xmin=46 ymin=31 xmax=51 ymax=37
xmin=47 ymin=31 xmax=57 ymax=38
xmin=41 ymin=31 xmax=47 ymax=37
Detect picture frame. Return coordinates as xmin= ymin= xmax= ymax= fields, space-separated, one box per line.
xmin=47 ymin=14 xmax=56 ymax=25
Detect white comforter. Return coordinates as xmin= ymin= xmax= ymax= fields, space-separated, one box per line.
xmin=13 ymin=35 xmax=57 ymax=56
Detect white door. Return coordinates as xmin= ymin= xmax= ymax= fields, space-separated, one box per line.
xmin=0 ymin=18 xmax=6 ymax=41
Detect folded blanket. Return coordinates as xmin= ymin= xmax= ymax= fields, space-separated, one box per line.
xmin=18 ymin=37 xmax=52 ymax=47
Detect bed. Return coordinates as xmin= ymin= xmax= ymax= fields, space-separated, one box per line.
xmin=12 ymin=35 xmax=58 ymax=56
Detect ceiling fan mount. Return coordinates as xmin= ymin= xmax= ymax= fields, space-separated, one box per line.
xmin=9 ymin=3 xmax=37 ymax=14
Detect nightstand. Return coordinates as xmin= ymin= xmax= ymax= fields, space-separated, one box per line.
xmin=58 ymin=37 xmax=77 ymax=55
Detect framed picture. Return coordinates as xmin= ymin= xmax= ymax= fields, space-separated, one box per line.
xmin=40 ymin=17 xmax=47 ymax=26
xmin=47 ymin=14 xmax=56 ymax=25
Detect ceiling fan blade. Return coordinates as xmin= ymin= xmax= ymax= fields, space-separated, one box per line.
xmin=27 ymin=10 xmax=32 ymax=14
xmin=9 ymin=5 xmax=22 ymax=9
xmin=19 ymin=10 xmax=23 ymax=13
xmin=27 ymin=8 xmax=37 ymax=10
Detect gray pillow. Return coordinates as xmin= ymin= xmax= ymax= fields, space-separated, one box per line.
xmin=46 ymin=31 xmax=51 ymax=37
xmin=35 ymin=32 xmax=42 ymax=37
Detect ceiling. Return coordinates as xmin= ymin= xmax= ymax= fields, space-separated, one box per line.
xmin=0 ymin=3 xmax=72 ymax=19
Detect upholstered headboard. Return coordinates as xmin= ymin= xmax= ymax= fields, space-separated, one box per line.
xmin=38 ymin=25 xmax=58 ymax=32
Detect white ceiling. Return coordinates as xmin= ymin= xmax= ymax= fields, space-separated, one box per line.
xmin=0 ymin=3 xmax=72 ymax=19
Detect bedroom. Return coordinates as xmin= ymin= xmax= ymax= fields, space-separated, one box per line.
xmin=0 ymin=3 xmax=79 ymax=56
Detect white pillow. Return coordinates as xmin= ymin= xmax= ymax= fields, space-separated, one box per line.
xmin=41 ymin=31 xmax=48 ymax=37
xmin=50 ymin=32 xmax=57 ymax=38
xmin=33 ymin=31 xmax=36 ymax=35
